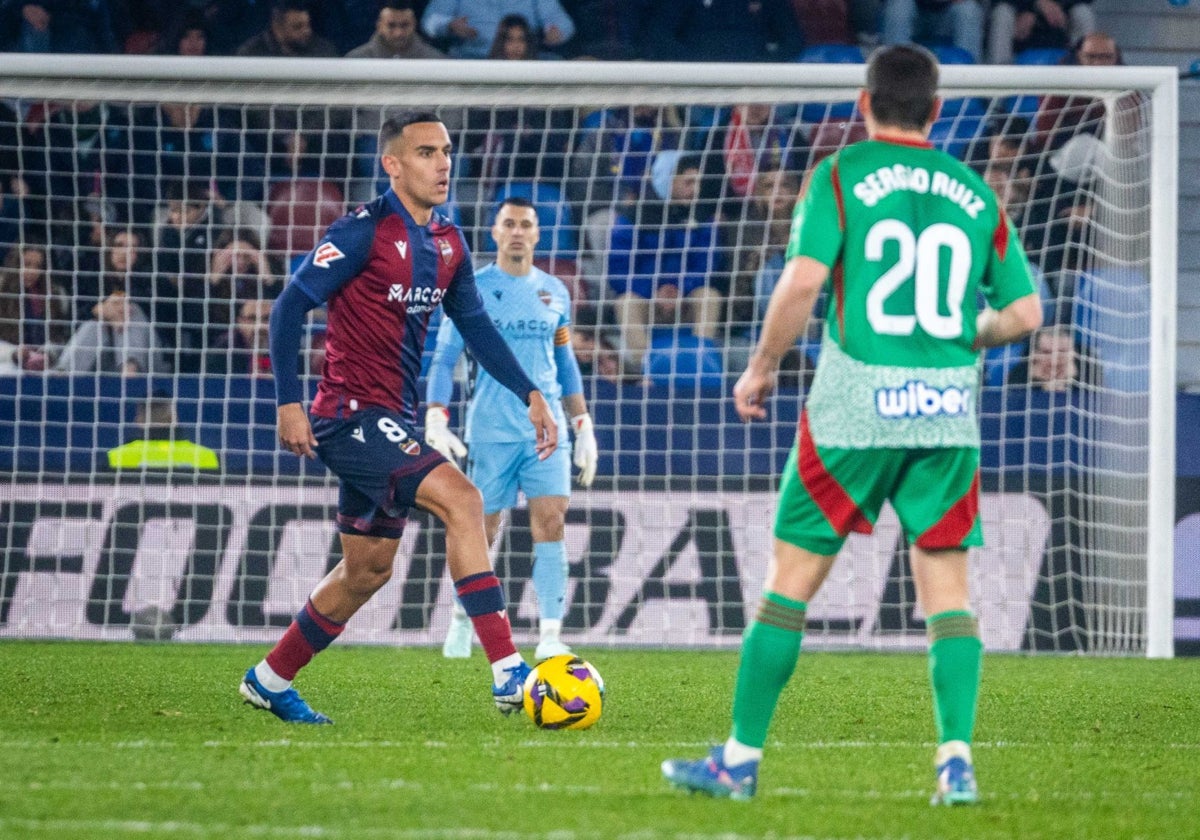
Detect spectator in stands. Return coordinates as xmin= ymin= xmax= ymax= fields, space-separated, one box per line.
xmin=569 ymin=105 xmax=682 ymax=218
xmin=0 ymin=100 xmax=22 ymax=253
xmin=151 ymin=178 xmax=220 ymax=371
xmin=127 ymin=101 xmax=253 ymax=221
xmin=0 ymin=239 xmax=72 ymax=372
xmin=54 ymin=288 xmax=163 ymax=375
xmin=980 ymin=121 xmax=1035 ymax=234
xmin=235 ymin=0 xmax=337 ymax=57
xmin=421 ymin=0 xmax=575 ymax=59
xmin=20 ymin=100 xmax=132 ymax=227
xmin=106 ymin=393 xmax=219 ymax=470
xmin=987 ymin=0 xmax=1096 ymax=65
xmin=346 ymin=0 xmax=446 ymax=58
xmin=731 ymin=168 xmax=804 ymax=325
xmin=458 ymin=33 xmax=574 ymax=231
xmin=643 ymin=0 xmax=802 ymax=63
xmin=880 ymin=0 xmax=984 ymax=63
xmin=160 ymin=10 xmax=210 ymax=56
xmin=205 ymin=228 xmax=284 ymax=330
xmin=1005 ymin=323 xmax=1098 ymax=392
xmin=73 ymin=223 xmax=147 ymax=322
xmin=0 ymin=1 xmax=119 ymax=53
xmin=237 ymin=0 xmax=352 ymax=188
xmin=729 ymin=168 xmax=821 ymax=384
xmin=1031 ymin=33 xmax=1139 ymax=153
xmin=571 ymin=306 xmax=624 ymax=383
xmin=488 ymin=13 xmax=539 ymax=59
xmin=205 ymin=297 xmax=274 ymax=376
xmin=700 ymin=102 xmax=810 ymax=201
xmin=559 ymin=0 xmax=648 ymax=60
xmin=606 ymin=151 xmax=725 ymax=373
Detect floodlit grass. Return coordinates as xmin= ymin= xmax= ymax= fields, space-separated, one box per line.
xmin=0 ymin=641 xmax=1197 ymax=839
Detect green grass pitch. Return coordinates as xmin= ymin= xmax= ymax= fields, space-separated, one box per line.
xmin=0 ymin=641 xmax=1197 ymax=839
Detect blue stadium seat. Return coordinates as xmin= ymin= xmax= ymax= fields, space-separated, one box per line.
xmin=929 ymin=44 xmax=976 ymax=65
xmin=999 ymin=48 xmax=1067 ymax=117
xmin=795 ymin=44 xmax=864 ymax=64
xmin=928 ymin=114 xmax=985 ymax=160
xmin=644 ymin=333 xmax=724 ymax=390
xmin=939 ymin=96 xmax=987 ymax=119
xmin=796 ymin=44 xmax=863 ymax=123
xmin=1015 ymin=47 xmax=1068 ymax=65
xmin=486 ymin=181 xmax=577 ymax=256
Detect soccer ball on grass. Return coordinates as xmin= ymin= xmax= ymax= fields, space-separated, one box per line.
xmin=522 ymin=654 xmax=604 ymax=730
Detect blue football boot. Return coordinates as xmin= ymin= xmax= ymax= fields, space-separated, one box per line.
xmin=492 ymin=661 xmax=532 ymax=714
xmin=662 ymin=746 xmax=759 ymax=800
xmin=931 ymin=755 xmax=979 ymax=806
xmin=239 ymin=667 xmax=332 ymax=725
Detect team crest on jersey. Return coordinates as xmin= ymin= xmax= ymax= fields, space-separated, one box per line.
xmin=400 ymin=437 xmax=421 ymax=456
xmin=436 ymin=237 xmax=453 ymax=264
xmin=538 ymin=289 xmax=552 ymax=307
xmin=313 ymin=242 xmax=345 ymax=268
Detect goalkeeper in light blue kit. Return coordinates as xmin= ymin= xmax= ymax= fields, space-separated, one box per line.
xmin=425 ymin=196 xmax=598 ymax=661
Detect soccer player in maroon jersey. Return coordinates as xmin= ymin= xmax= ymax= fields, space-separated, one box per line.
xmin=239 ymin=111 xmax=557 ymax=723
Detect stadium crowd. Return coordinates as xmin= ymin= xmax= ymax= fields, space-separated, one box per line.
xmin=0 ymin=0 xmax=1145 ymax=393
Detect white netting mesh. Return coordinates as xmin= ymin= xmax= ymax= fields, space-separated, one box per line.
xmin=0 ymin=58 xmax=1174 ymax=654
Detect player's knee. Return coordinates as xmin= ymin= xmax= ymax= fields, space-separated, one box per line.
xmin=530 ymin=511 xmax=566 ymax=542
xmin=345 ymin=562 xmax=393 ymax=596
xmin=443 ymin=482 xmax=484 ymax=530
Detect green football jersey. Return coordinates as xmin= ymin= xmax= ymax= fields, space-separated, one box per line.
xmin=786 ymin=136 xmax=1036 ymax=449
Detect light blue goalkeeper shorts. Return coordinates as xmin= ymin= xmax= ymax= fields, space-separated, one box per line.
xmin=467 ymin=440 xmax=572 ymax=514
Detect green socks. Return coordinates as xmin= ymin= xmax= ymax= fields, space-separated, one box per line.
xmin=927 ymin=610 xmax=982 ymax=745
xmin=730 ymin=592 xmax=807 ymax=749
xmin=726 ymin=603 xmax=979 ymax=753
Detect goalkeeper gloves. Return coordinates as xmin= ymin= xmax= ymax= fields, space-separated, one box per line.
xmin=571 ymin=413 xmax=598 ymax=487
xmin=424 ymin=406 xmax=467 ymax=463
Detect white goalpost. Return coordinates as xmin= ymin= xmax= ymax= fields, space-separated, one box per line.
xmin=0 ymin=55 xmax=1177 ymax=656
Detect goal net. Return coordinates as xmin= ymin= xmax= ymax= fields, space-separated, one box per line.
xmin=0 ymin=55 xmax=1177 ymax=656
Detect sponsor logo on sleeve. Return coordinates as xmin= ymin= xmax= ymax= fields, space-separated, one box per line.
xmin=313 ymin=242 xmax=345 ymax=268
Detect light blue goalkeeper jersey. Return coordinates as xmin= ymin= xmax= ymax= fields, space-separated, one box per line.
xmin=427 ymin=263 xmax=575 ymax=444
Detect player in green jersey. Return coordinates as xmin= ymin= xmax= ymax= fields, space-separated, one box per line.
xmin=662 ymin=44 xmax=1043 ymax=805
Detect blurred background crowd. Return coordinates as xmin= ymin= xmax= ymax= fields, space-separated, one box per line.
xmin=0 ymin=0 xmax=1154 ymax=396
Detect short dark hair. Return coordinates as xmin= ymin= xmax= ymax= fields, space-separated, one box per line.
xmin=380 ymin=0 xmax=416 ymax=12
xmin=378 ymin=110 xmax=442 ymax=152
xmin=497 ymin=195 xmax=535 ymax=214
xmin=137 ymin=395 xmax=177 ymax=440
xmin=865 ymin=44 xmax=939 ymax=131
xmin=272 ymin=0 xmax=310 ymax=19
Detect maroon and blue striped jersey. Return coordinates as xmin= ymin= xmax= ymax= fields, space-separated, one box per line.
xmin=277 ymin=189 xmax=534 ymax=427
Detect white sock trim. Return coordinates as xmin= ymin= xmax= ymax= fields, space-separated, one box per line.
xmin=254 ymin=660 xmax=290 ymax=693
xmin=722 ymin=737 xmax=763 ymax=767
xmin=539 ymin=618 xmax=562 ymax=640
xmin=935 ymin=740 xmax=973 ymax=766
xmin=491 ymin=653 xmax=524 ymax=686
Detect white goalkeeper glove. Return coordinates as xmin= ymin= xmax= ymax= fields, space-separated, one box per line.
xmin=571 ymin=413 xmax=598 ymax=487
xmin=424 ymin=406 xmax=467 ymax=463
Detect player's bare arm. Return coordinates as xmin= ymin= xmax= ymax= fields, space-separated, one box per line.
xmin=973 ymin=293 xmax=1043 ymax=350
xmin=277 ymin=401 xmax=318 ymax=459
xmin=734 ymin=255 xmax=828 ymax=422
xmin=527 ymin=390 xmax=558 ymax=459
